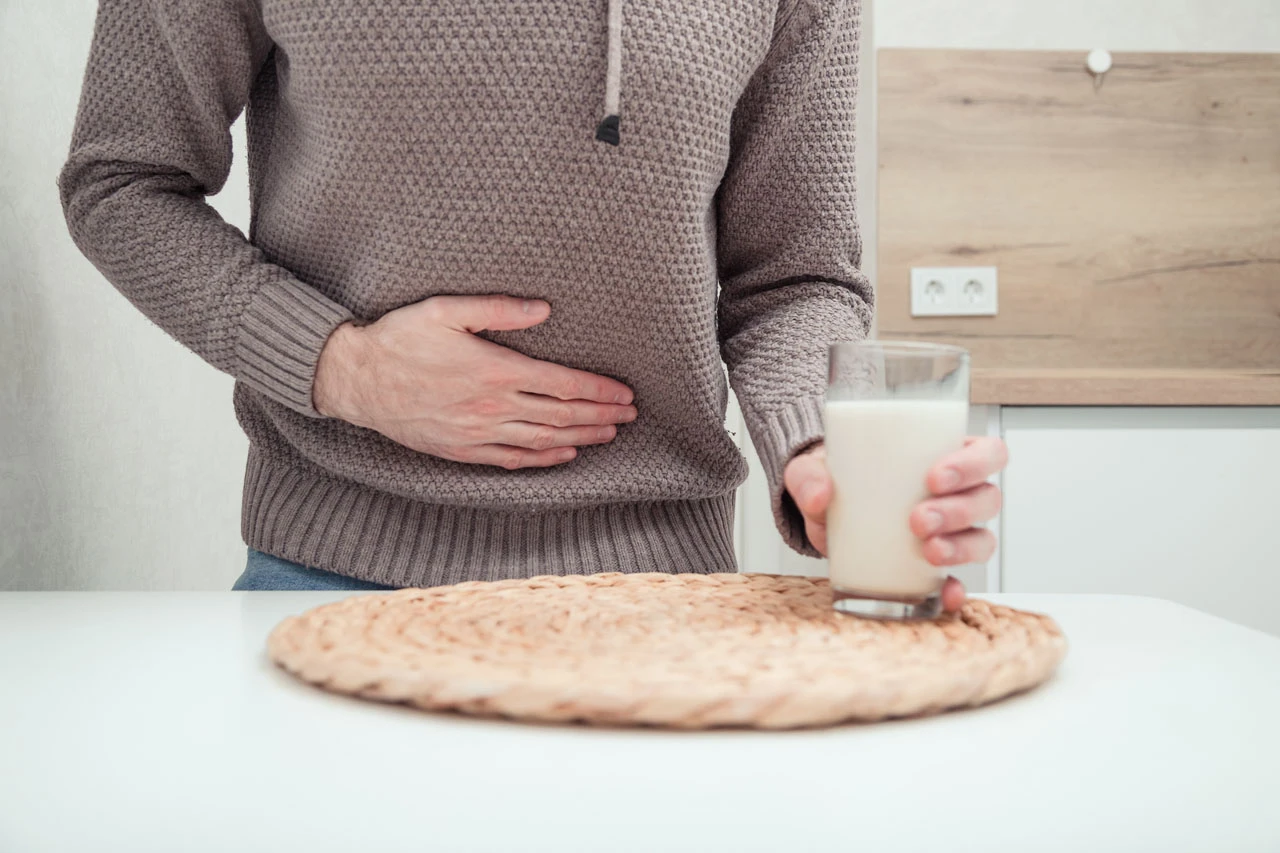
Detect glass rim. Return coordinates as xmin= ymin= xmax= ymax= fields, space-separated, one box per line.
xmin=830 ymin=340 xmax=970 ymax=359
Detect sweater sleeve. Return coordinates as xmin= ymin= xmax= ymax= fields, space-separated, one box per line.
xmin=716 ymin=0 xmax=873 ymax=556
xmin=57 ymin=0 xmax=354 ymax=418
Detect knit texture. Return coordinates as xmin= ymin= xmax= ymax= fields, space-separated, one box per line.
xmin=58 ymin=0 xmax=872 ymax=585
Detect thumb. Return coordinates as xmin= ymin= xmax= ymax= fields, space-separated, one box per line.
xmin=784 ymin=446 xmax=832 ymax=520
xmin=423 ymin=295 xmax=551 ymax=333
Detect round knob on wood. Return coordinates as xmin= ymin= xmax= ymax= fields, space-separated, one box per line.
xmin=1087 ymin=48 xmax=1113 ymax=76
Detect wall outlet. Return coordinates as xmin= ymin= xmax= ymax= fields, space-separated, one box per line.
xmin=910 ymin=267 xmax=999 ymax=317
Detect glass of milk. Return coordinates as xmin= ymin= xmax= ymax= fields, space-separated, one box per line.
xmin=825 ymin=341 xmax=970 ymax=619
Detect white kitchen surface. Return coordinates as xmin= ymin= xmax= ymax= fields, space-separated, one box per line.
xmin=2 ymin=592 xmax=1277 ymax=853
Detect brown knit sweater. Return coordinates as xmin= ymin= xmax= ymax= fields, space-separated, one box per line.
xmin=58 ymin=0 xmax=871 ymax=586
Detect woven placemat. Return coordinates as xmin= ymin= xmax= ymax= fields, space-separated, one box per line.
xmin=268 ymin=572 xmax=1067 ymax=729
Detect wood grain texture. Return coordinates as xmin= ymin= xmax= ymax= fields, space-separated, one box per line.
xmin=877 ymin=49 xmax=1280 ymax=404
xmin=972 ymin=368 xmax=1280 ymax=405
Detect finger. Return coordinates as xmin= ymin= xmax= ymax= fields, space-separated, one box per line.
xmin=463 ymin=444 xmax=579 ymax=470
xmin=805 ymin=518 xmax=828 ymax=557
xmin=783 ymin=445 xmax=832 ymax=520
xmin=921 ymin=528 xmax=997 ymax=567
xmin=495 ymin=422 xmax=619 ymax=451
xmin=423 ymin=295 xmax=551 ymax=333
xmin=910 ymin=483 xmax=1002 ymax=538
xmin=514 ymin=394 xmax=638 ymax=428
xmin=927 ymin=437 xmax=1009 ymax=495
xmin=941 ymin=576 xmax=967 ymax=613
xmin=519 ymin=359 xmax=635 ymax=405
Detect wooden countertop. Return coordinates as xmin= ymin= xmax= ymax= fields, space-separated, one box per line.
xmin=972 ymin=368 xmax=1280 ymax=406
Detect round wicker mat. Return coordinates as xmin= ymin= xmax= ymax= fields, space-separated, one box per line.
xmin=268 ymin=572 xmax=1067 ymax=729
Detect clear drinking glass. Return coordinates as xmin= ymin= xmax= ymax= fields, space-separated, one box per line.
xmin=825 ymin=341 xmax=970 ymax=619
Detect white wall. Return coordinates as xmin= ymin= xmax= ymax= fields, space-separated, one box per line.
xmin=1 ymin=1 xmax=252 ymax=590
xmin=876 ymin=0 xmax=1280 ymax=50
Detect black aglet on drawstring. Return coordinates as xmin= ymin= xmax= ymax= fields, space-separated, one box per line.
xmin=597 ymin=0 xmax=623 ymax=145
xmin=595 ymin=115 xmax=621 ymax=146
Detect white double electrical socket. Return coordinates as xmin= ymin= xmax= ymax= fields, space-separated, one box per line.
xmin=910 ymin=267 xmax=999 ymax=317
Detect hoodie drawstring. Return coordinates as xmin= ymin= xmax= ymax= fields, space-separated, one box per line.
xmin=595 ymin=0 xmax=623 ymax=145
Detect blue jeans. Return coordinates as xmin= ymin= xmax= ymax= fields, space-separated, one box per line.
xmin=232 ymin=549 xmax=393 ymax=591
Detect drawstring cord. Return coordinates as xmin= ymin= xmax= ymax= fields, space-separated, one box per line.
xmin=595 ymin=0 xmax=623 ymax=145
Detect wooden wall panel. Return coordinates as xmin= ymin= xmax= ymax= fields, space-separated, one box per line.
xmin=876 ymin=49 xmax=1280 ymax=403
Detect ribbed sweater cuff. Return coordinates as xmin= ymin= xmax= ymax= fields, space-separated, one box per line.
xmin=750 ymin=395 xmax=827 ymax=557
xmin=234 ymin=277 xmax=354 ymax=418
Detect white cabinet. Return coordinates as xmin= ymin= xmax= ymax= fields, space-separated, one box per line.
xmin=1001 ymin=407 xmax=1280 ymax=636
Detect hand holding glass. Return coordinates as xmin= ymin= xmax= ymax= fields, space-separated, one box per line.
xmin=825 ymin=342 xmax=970 ymax=619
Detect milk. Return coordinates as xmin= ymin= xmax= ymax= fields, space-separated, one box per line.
xmin=824 ymin=399 xmax=968 ymax=599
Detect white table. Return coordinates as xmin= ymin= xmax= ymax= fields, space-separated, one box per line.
xmin=1 ymin=593 xmax=1277 ymax=853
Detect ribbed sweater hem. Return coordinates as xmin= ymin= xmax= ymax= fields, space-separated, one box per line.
xmin=241 ymin=448 xmax=739 ymax=587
